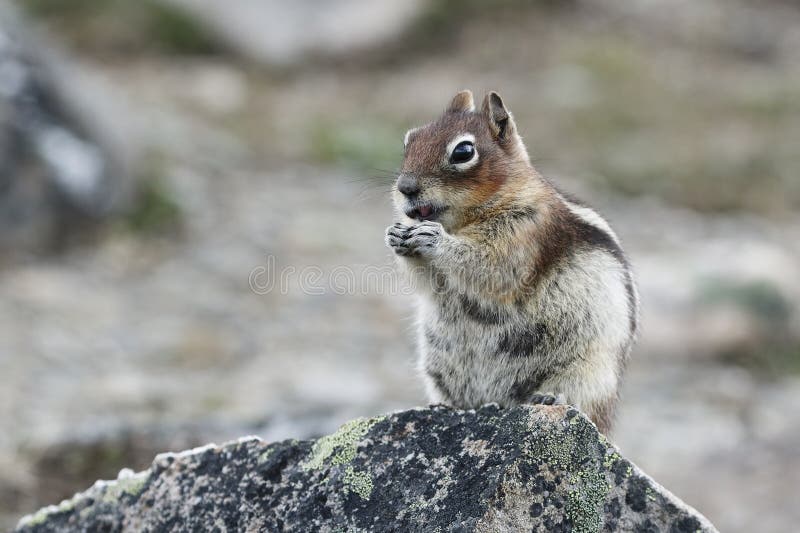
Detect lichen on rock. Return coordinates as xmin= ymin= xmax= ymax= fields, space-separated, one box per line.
xmin=15 ymin=405 xmax=718 ymax=533
xmin=302 ymin=416 xmax=385 ymax=470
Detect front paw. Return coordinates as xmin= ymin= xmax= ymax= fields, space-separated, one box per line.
xmin=385 ymin=221 xmax=443 ymax=258
xmin=528 ymin=393 xmax=567 ymax=406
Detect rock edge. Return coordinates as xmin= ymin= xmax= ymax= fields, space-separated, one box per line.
xmin=16 ymin=405 xmax=718 ymax=533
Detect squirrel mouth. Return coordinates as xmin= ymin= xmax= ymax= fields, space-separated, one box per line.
xmin=405 ymin=203 xmax=446 ymax=221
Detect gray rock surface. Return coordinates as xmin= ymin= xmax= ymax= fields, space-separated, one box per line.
xmin=15 ymin=405 xmax=717 ymax=533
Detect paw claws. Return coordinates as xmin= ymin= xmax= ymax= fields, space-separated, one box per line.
xmin=385 ymin=221 xmax=442 ymax=256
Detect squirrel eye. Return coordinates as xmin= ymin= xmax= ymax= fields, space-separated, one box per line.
xmin=450 ymin=141 xmax=475 ymax=164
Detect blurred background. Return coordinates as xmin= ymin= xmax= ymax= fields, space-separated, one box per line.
xmin=1 ymin=0 xmax=799 ymax=530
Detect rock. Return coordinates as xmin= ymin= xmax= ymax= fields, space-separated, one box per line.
xmin=0 ymin=5 xmax=132 ymax=255
xmin=15 ymin=405 xmax=717 ymax=532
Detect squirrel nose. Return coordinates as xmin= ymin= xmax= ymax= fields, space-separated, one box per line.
xmin=397 ymin=174 xmax=420 ymax=197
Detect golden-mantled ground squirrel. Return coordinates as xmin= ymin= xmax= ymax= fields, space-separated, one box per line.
xmin=386 ymin=90 xmax=639 ymax=434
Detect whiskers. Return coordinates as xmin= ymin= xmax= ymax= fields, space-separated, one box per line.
xmin=346 ymin=167 xmax=398 ymax=203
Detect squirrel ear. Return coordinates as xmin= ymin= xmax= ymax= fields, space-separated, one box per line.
xmin=482 ymin=91 xmax=515 ymax=141
xmin=447 ymin=90 xmax=475 ymax=113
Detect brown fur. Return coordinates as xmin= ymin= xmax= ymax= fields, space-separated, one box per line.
xmin=401 ymin=95 xmax=536 ymax=234
xmin=586 ymin=396 xmax=618 ymax=436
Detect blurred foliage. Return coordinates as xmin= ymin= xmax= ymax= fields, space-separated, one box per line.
xmin=19 ymin=0 xmax=222 ymax=55
xmin=309 ymin=119 xmax=402 ymax=174
xmin=717 ymin=340 xmax=800 ymax=378
xmin=590 ymin=154 xmax=798 ymax=214
xmin=122 ymin=161 xmax=183 ymax=236
xmin=697 ymin=278 xmax=800 ymax=376
xmin=408 ymin=0 xmax=573 ymax=50
xmin=698 ymin=279 xmax=792 ymax=323
xmin=554 ymin=38 xmax=800 ymax=214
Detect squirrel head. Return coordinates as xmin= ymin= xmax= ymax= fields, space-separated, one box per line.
xmin=394 ymin=90 xmax=533 ymax=232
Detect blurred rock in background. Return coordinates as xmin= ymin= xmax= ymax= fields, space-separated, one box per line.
xmin=165 ymin=0 xmax=426 ymax=66
xmin=0 ymin=4 xmax=133 ymax=258
xmin=1 ymin=0 xmax=799 ymax=532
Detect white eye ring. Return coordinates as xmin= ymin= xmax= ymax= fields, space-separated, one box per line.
xmin=446 ymin=133 xmax=479 ymax=170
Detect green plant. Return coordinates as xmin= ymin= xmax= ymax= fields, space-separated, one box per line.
xmin=19 ymin=0 xmax=221 ymax=55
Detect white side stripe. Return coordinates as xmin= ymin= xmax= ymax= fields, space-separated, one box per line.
xmin=558 ymin=195 xmax=621 ymax=246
